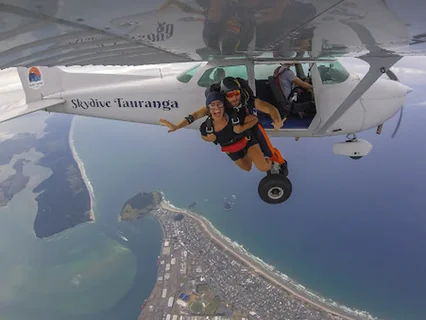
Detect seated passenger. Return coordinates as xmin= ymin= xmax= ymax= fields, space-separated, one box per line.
xmin=204 ymin=67 xmax=226 ymax=96
xmin=200 ymin=92 xmax=272 ymax=172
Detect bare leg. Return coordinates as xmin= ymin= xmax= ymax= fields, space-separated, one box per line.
xmin=234 ymin=158 xmax=252 ymax=172
xmin=247 ymin=144 xmax=272 ymax=172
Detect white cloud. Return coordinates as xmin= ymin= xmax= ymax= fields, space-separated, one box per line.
xmin=0 ymin=132 xmax=16 ymax=142
xmin=412 ymin=101 xmax=426 ymax=107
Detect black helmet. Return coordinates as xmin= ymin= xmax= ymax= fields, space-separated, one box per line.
xmin=220 ymin=77 xmax=241 ymax=93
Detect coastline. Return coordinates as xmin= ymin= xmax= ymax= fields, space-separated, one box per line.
xmin=159 ymin=198 xmax=376 ymax=320
xmin=69 ymin=116 xmax=95 ymax=223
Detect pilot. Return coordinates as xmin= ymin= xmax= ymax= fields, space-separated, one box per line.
xmin=275 ymin=63 xmax=313 ymax=100
xmin=200 ymin=91 xmax=272 ymax=172
xmin=160 ymin=76 xmax=288 ymax=175
xmin=274 ymin=63 xmax=315 ymax=116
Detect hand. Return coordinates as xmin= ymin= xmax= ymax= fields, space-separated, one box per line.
xmin=272 ymin=117 xmax=286 ymax=131
xmin=160 ymin=118 xmax=178 ymax=133
xmin=233 ymin=124 xmax=244 ymax=134
xmin=205 ymin=134 xmax=217 ymax=142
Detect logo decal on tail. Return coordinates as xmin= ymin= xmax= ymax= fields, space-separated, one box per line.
xmin=28 ymin=66 xmax=44 ymax=89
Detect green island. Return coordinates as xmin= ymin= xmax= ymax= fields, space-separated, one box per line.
xmin=120 ymin=191 xmax=162 ymax=221
xmin=0 ymin=159 xmax=30 ymax=207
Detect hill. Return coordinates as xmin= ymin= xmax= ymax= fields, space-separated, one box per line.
xmin=120 ymin=191 xmax=162 ymax=221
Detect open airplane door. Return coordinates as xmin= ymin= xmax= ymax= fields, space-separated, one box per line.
xmin=0 ymin=67 xmax=65 ymax=124
xmin=310 ymin=60 xmax=365 ymax=135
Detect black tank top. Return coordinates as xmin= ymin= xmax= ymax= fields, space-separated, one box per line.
xmin=200 ymin=115 xmax=246 ymax=147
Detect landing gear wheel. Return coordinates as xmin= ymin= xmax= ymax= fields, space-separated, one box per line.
xmin=258 ymin=174 xmax=292 ymax=204
xmin=350 ymin=156 xmax=363 ymax=160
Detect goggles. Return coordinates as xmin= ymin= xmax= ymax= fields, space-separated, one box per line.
xmin=225 ymin=89 xmax=241 ymax=98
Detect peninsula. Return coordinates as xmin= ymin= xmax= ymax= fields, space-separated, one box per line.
xmin=120 ymin=191 xmax=162 ymax=221
xmin=137 ymin=196 xmax=377 ymax=320
xmin=32 ymin=114 xmax=94 ymax=238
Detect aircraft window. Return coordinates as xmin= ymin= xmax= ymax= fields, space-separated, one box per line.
xmin=316 ymin=61 xmax=349 ymax=84
xmin=176 ymin=63 xmax=201 ymax=83
xmin=254 ymin=64 xmax=296 ymax=80
xmin=197 ymin=65 xmax=248 ymax=88
xmin=298 ymin=63 xmax=312 ymax=79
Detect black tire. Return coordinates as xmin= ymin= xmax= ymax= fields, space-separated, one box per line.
xmin=258 ymin=174 xmax=292 ymax=204
xmin=350 ymin=156 xmax=363 ymax=160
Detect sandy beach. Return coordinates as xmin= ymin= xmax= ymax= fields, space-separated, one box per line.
xmin=69 ymin=117 xmax=95 ymax=222
xmin=160 ymin=200 xmax=374 ymax=320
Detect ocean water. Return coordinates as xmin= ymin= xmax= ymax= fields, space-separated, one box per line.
xmin=0 ymin=113 xmax=162 ymax=320
xmin=71 ymin=94 xmax=426 ymax=320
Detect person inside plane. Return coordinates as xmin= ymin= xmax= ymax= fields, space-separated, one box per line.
xmin=160 ymin=76 xmax=288 ymax=175
xmin=275 ymin=63 xmax=313 ymax=99
xmin=273 ymin=63 xmax=316 ymax=117
xmin=213 ymin=67 xmax=226 ymax=82
xmin=204 ymin=67 xmax=226 ymax=96
xmin=200 ymin=91 xmax=272 ymax=172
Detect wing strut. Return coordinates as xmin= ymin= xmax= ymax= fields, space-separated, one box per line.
xmin=315 ymin=55 xmax=402 ymax=135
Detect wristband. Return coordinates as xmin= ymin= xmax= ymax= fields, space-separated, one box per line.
xmin=185 ymin=114 xmax=195 ymax=124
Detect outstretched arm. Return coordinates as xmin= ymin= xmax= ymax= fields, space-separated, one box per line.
xmin=254 ymin=99 xmax=286 ymax=131
xmin=160 ymin=106 xmax=209 ymax=133
xmin=254 ymin=99 xmax=281 ymax=122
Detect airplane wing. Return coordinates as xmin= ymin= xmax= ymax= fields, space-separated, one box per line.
xmin=0 ymin=0 xmax=424 ymax=126
xmin=0 ymin=0 xmax=425 ymax=69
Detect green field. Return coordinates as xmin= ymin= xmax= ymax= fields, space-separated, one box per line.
xmin=191 ymin=301 xmax=204 ymax=313
xmin=205 ymin=296 xmax=221 ymax=314
xmin=196 ymin=283 xmax=209 ymax=294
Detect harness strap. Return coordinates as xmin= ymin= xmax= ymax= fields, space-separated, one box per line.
xmin=205 ymin=116 xmax=214 ymax=134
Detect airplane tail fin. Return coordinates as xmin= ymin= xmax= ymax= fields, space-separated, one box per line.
xmin=0 ymin=67 xmax=65 ymax=124
xmin=17 ymin=66 xmax=63 ymax=103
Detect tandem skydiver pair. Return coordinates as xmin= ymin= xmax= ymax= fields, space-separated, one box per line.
xmin=160 ymin=76 xmax=288 ymax=176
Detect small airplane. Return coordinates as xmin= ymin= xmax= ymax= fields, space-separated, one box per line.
xmin=0 ymin=0 xmax=424 ymax=203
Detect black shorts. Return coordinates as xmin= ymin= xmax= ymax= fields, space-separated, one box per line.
xmin=226 ymin=135 xmax=258 ymax=161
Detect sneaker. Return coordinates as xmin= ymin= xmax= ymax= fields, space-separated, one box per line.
xmin=280 ymin=160 xmax=288 ymax=176
xmin=270 ymin=161 xmax=281 ymax=174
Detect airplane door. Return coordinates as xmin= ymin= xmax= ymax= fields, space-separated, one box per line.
xmin=311 ymin=61 xmax=365 ymax=134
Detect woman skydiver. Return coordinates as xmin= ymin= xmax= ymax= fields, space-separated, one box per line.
xmin=200 ymin=92 xmax=272 ymax=172
xmin=160 ymin=76 xmax=288 ymax=174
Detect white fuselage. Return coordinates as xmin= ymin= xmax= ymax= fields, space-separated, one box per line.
xmin=44 ymin=59 xmax=411 ymax=138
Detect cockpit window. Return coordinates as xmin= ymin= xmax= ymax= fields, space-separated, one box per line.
xmin=176 ymin=63 xmax=201 ymax=83
xmin=316 ymin=61 xmax=349 ymax=84
xmin=197 ymin=65 xmax=248 ymax=88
